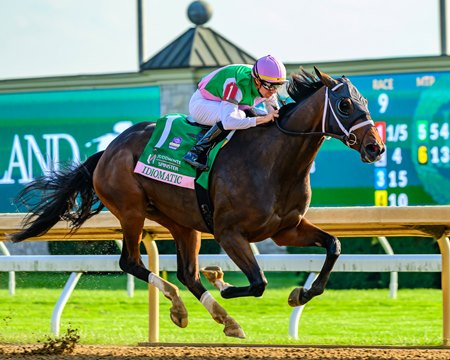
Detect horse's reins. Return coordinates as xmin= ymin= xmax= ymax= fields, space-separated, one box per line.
xmin=275 ymin=83 xmax=374 ymax=146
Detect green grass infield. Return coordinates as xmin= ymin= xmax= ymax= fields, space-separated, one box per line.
xmin=0 ymin=272 xmax=442 ymax=346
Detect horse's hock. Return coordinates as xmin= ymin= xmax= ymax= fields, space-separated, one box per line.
xmin=1 ymin=206 xmax=450 ymax=345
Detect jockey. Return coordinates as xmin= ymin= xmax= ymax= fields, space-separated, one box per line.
xmin=183 ymin=54 xmax=288 ymax=171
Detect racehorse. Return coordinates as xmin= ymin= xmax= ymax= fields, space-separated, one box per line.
xmin=9 ymin=68 xmax=385 ymax=338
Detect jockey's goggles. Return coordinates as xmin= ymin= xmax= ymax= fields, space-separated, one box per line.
xmin=260 ymin=80 xmax=284 ymax=91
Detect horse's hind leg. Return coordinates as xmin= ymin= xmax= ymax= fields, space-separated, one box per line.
xmin=200 ymin=266 xmax=231 ymax=291
xmin=272 ymin=217 xmax=341 ymax=306
xmin=94 ymin=149 xmax=188 ymax=328
xmin=156 ymin=219 xmax=245 ymax=338
xmin=118 ymin=217 xmax=188 ymax=328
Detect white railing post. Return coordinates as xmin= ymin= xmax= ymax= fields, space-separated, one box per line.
xmin=288 ymin=272 xmax=318 ymax=339
xmin=0 ymin=242 xmax=15 ymax=296
xmin=378 ymin=236 xmax=398 ymax=299
xmin=51 ymin=272 xmax=82 ymax=335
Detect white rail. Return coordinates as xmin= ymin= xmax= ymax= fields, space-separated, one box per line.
xmin=0 ymin=254 xmax=442 ymax=272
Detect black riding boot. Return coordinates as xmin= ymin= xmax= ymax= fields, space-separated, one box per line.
xmin=183 ymin=122 xmax=229 ymax=171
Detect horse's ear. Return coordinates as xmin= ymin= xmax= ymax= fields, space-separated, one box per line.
xmin=314 ymin=66 xmax=339 ymax=88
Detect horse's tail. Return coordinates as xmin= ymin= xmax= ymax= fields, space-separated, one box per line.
xmin=9 ymin=151 xmax=105 ymax=242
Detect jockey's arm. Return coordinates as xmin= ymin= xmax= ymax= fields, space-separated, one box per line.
xmin=219 ymin=100 xmax=278 ymax=130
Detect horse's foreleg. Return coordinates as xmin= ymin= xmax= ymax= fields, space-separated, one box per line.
xmin=214 ymin=232 xmax=268 ymax=299
xmin=272 ymin=217 xmax=341 ymax=306
xmin=200 ymin=291 xmax=246 ymax=338
xmin=287 ymin=232 xmax=340 ymax=306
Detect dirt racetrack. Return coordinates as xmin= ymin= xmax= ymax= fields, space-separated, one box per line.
xmin=1 ymin=344 xmax=450 ymax=360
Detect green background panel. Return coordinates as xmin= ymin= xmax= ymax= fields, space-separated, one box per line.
xmin=0 ymin=86 xmax=160 ymax=212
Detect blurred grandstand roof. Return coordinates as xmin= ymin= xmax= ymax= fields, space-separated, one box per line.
xmin=140 ymin=26 xmax=256 ymax=70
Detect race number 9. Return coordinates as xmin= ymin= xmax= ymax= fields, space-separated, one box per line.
xmin=378 ymin=93 xmax=389 ymax=114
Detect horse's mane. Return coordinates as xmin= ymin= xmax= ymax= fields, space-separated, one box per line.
xmin=278 ymin=68 xmax=323 ymax=119
xmin=287 ymin=68 xmax=323 ymax=103
xmin=246 ymin=68 xmax=323 ymax=120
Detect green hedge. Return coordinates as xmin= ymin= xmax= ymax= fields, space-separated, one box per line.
xmin=49 ymin=238 xmax=221 ymax=255
xmin=49 ymin=241 xmax=119 ymax=255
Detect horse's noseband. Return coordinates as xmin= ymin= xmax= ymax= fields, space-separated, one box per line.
xmin=345 ymin=132 xmax=358 ymax=146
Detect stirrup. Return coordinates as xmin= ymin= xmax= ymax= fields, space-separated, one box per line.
xmin=183 ymin=153 xmax=209 ymax=171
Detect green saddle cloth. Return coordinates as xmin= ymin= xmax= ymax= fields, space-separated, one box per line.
xmin=134 ymin=114 xmax=227 ymax=190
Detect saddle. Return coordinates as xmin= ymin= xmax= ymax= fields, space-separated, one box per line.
xmin=134 ymin=114 xmax=228 ymax=232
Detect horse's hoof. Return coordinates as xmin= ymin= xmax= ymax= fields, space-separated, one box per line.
xmin=201 ymin=266 xmax=224 ymax=282
xmin=170 ymin=297 xmax=188 ymax=328
xmin=223 ymin=317 xmax=246 ymax=339
xmin=170 ymin=309 xmax=188 ymax=328
xmin=224 ymin=325 xmax=246 ymax=339
xmin=288 ymin=287 xmax=308 ymax=307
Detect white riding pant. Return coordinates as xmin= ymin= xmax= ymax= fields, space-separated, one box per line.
xmin=189 ymin=90 xmax=258 ymax=130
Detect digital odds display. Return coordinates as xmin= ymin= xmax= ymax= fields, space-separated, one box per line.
xmin=311 ymin=70 xmax=450 ymax=207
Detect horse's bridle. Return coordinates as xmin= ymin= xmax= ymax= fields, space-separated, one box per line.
xmin=275 ymin=80 xmax=374 ymax=146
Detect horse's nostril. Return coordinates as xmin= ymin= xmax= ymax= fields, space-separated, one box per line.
xmin=366 ymin=143 xmax=381 ymax=155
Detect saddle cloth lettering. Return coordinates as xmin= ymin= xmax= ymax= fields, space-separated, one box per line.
xmin=134 ymin=114 xmax=228 ymax=190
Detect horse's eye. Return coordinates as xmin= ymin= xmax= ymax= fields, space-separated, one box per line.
xmin=337 ymin=98 xmax=353 ymax=115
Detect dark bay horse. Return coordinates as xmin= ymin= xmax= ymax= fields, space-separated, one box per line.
xmin=9 ymin=68 xmax=385 ymax=338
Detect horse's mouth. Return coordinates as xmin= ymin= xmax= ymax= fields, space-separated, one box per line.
xmin=362 ymin=143 xmax=385 ymax=163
